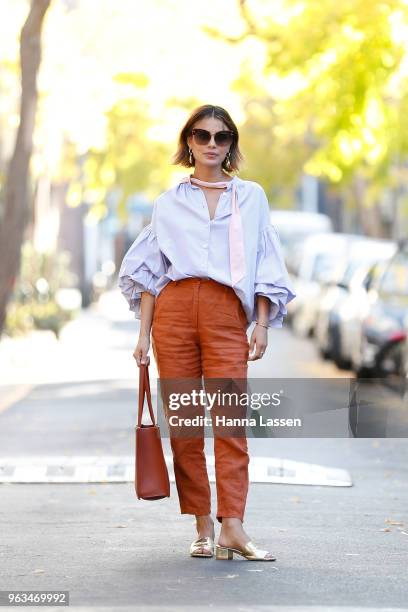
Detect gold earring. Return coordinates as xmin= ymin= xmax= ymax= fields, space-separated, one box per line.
xmin=189 ymin=148 xmax=194 ymax=165
xmin=225 ymin=151 xmax=231 ymax=170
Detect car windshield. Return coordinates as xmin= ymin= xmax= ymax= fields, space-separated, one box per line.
xmin=341 ymin=261 xmax=361 ymax=286
xmin=341 ymin=248 xmax=395 ymax=287
xmin=380 ymin=253 xmax=408 ymax=295
xmin=312 ymin=253 xmax=343 ymax=282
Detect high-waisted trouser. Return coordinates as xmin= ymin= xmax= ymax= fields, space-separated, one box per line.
xmin=151 ymin=277 xmax=250 ymax=524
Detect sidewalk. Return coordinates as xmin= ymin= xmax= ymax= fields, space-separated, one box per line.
xmin=0 ymin=290 xmax=159 ymax=415
xmin=0 ymin=290 xmax=154 ymax=386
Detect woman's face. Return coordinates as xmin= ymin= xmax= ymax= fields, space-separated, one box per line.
xmin=187 ymin=116 xmax=232 ymax=169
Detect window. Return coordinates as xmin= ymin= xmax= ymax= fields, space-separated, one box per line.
xmin=379 ymin=253 xmax=408 ymax=296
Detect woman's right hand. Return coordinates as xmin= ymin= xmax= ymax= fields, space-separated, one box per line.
xmin=133 ymin=333 xmax=151 ymax=366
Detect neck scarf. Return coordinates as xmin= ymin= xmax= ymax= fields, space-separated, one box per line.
xmin=179 ymin=175 xmax=246 ymax=285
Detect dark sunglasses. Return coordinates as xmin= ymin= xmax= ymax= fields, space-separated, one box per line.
xmin=190 ymin=128 xmax=234 ymax=146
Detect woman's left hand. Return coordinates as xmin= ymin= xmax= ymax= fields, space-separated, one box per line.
xmin=248 ymin=324 xmax=268 ymax=361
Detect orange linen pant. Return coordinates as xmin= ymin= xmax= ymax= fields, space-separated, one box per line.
xmin=151 ymin=277 xmax=250 ymax=523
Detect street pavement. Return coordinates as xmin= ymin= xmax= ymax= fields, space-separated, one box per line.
xmin=0 ymin=290 xmax=407 ymax=611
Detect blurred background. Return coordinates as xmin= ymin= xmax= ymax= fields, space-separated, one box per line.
xmin=1 ymin=0 xmax=408 ymax=391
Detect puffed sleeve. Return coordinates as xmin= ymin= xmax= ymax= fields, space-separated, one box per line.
xmin=118 ymin=201 xmax=168 ymax=319
xmin=254 ymin=223 xmax=296 ymax=328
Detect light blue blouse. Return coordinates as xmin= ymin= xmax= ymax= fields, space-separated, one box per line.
xmin=118 ymin=175 xmax=296 ymax=330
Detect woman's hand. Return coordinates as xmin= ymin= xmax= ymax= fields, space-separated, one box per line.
xmin=133 ymin=333 xmax=151 ymax=367
xmin=248 ymin=324 xmax=268 ymax=361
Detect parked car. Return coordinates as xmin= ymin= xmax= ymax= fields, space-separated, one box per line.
xmin=400 ymin=327 xmax=408 ymax=398
xmin=353 ymin=239 xmax=408 ymax=380
xmin=270 ymin=210 xmax=333 ymax=259
xmin=315 ymin=238 xmax=397 ymax=368
xmin=289 ymin=232 xmax=362 ymax=337
xmin=349 ymin=300 xmax=408 ymax=437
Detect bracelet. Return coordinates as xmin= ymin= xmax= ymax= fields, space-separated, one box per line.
xmin=256 ymin=321 xmax=269 ymax=329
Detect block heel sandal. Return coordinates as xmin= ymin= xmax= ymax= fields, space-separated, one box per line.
xmin=215 ymin=541 xmax=276 ymax=561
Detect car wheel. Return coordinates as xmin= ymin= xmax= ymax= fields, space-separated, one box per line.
xmin=318 ymin=346 xmax=331 ymax=360
xmin=356 ymin=365 xmax=375 ymax=378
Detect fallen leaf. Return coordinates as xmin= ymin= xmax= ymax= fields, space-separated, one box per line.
xmin=380 ymin=528 xmax=391 ymax=532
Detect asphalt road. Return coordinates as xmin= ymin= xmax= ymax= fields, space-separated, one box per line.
xmin=0 ymin=291 xmax=407 ymax=611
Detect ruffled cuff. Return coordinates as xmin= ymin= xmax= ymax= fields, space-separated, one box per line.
xmin=118 ymin=224 xmax=168 ymax=319
xmin=254 ymin=225 xmax=296 ymax=328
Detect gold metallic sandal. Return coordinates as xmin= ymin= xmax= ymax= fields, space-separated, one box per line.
xmin=215 ymin=541 xmax=276 ymax=561
xmin=190 ymin=536 xmax=215 ymax=558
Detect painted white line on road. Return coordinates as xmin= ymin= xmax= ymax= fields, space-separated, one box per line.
xmin=0 ymin=455 xmax=352 ymax=486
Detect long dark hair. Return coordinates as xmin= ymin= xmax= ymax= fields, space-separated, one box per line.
xmin=171 ymin=104 xmax=244 ymax=173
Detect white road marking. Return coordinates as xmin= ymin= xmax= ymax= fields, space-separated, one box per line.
xmin=0 ymin=455 xmax=352 ymax=486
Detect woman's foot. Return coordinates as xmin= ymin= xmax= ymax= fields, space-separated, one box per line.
xmin=217 ymin=517 xmax=250 ymax=550
xmin=190 ymin=514 xmax=215 ymax=557
xmin=217 ymin=517 xmax=275 ymax=560
xmin=195 ymin=514 xmax=215 ymax=540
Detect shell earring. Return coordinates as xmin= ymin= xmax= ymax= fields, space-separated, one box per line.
xmin=188 ymin=147 xmax=194 ymax=165
xmin=225 ymin=150 xmax=231 ymax=170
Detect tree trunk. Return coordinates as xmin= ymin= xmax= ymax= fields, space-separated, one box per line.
xmin=0 ymin=0 xmax=51 ymax=338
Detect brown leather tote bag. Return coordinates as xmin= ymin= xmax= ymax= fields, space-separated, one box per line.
xmin=135 ymin=359 xmax=170 ymax=500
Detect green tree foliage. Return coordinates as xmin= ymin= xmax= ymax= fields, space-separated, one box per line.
xmin=209 ymin=0 xmax=408 ymax=194
xmin=78 ymin=78 xmax=175 ymax=224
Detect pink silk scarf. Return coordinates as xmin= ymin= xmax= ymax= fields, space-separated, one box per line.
xmin=180 ymin=175 xmax=246 ymax=285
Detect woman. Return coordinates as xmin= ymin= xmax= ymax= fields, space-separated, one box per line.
xmin=118 ymin=104 xmax=296 ymax=561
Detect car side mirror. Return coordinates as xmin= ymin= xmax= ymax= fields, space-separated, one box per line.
xmin=336 ymin=281 xmax=349 ymax=290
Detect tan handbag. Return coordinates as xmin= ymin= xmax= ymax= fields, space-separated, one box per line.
xmin=135 ymin=358 xmax=170 ymax=500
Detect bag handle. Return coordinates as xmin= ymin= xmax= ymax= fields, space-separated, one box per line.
xmin=137 ymin=359 xmax=156 ymax=428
